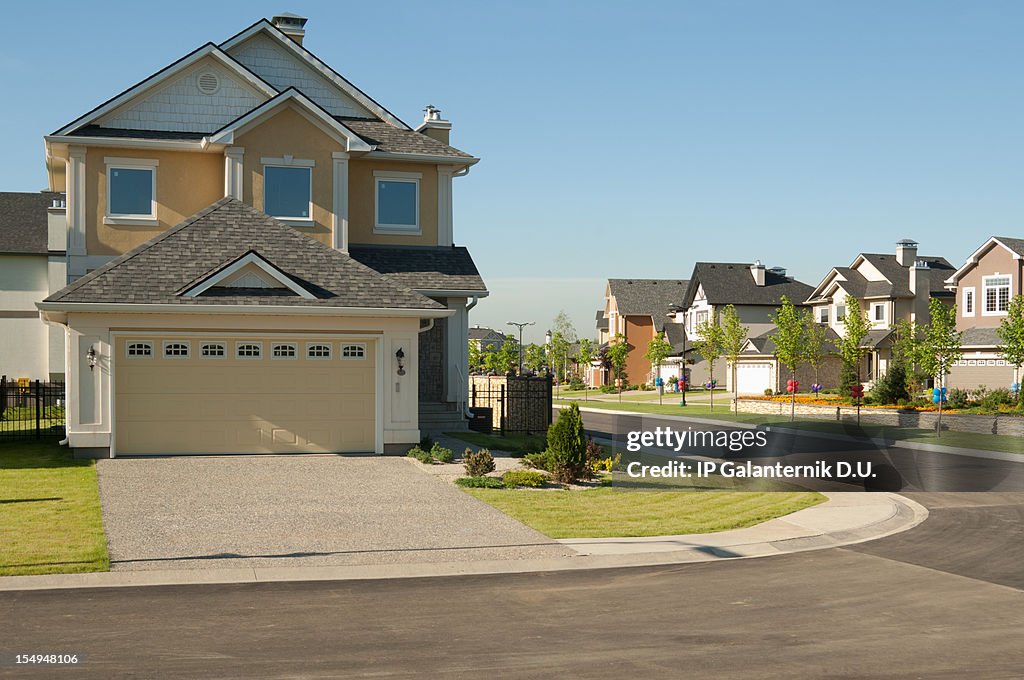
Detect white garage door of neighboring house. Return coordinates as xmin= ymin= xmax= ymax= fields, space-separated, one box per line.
xmin=114 ymin=335 xmax=376 ymax=455
xmin=736 ymin=362 xmax=773 ymax=395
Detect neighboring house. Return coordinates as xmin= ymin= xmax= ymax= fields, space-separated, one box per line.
xmin=944 ymin=236 xmax=1024 ymax=390
xmin=593 ymin=278 xmax=688 ymax=387
xmin=805 ymin=239 xmax=953 ymax=386
xmin=35 ymin=14 xmax=486 ymax=457
xmin=0 ymin=192 xmax=67 ymax=381
xmin=468 ymin=325 xmax=505 ymax=352
xmin=683 ymin=261 xmax=814 ymax=394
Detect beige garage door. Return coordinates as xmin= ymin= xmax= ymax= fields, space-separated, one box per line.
xmin=115 ymin=335 xmax=376 ymax=455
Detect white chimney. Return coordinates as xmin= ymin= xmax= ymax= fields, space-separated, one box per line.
xmin=896 ymin=239 xmax=918 ymax=267
xmin=909 ymin=259 xmax=930 ymax=324
xmin=272 ymin=13 xmax=308 ymax=45
xmin=416 ymin=105 xmax=453 ymax=145
xmin=750 ymin=260 xmax=766 ymax=287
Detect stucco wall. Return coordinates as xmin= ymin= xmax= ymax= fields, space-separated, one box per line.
xmin=954 ymin=243 xmax=1021 ymax=331
xmin=348 ymin=159 xmax=439 ymax=246
xmin=0 ymin=255 xmax=52 ymax=380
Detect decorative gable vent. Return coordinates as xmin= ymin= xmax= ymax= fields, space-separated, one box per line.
xmin=197 ymin=71 xmax=221 ymax=95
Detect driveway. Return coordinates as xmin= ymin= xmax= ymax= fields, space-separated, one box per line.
xmin=96 ymin=456 xmax=572 ymax=571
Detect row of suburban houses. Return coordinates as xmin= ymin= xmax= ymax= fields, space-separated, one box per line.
xmin=594 ymin=237 xmax=1022 ymax=395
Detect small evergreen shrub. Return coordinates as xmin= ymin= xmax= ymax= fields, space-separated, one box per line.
xmin=599 ymin=385 xmax=618 ymax=394
xmin=463 ymin=448 xmax=495 ymax=477
xmin=430 ymin=443 xmax=454 ymax=464
xmin=406 ymin=446 xmax=433 ymax=464
xmin=523 ymin=450 xmax=556 ymax=471
xmin=546 ymin=403 xmax=588 ymax=484
xmin=502 ymin=470 xmax=548 ymax=488
xmin=947 ymin=388 xmax=970 ymax=410
xmin=455 ymin=476 xmax=505 ymax=489
xmin=569 ymin=378 xmax=585 ymax=391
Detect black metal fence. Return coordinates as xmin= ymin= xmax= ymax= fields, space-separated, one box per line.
xmin=0 ymin=376 xmax=66 ymax=440
xmin=469 ymin=374 xmax=553 ymax=434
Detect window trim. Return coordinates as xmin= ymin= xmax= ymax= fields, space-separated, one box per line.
xmin=340 ymin=342 xmax=367 ymax=360
xmin=105 ymin=157 xmax=158 ymax=226
xmin=200 ymin=341 xmax=227 ymax=359
xmin=235 ymin=341 xmax=263 ymax=360
xmin=870 ymin=302 xmax=887 ymax=324
xmin=125 ymin=341 xmax=154 ymax=358
xmin=962 ymin=287 xmax=975 ymax=317
xmin=815 ymin=306 xmax=829 ymax=324
xmin=373 ymin=170 xmax=421 ymax=234
xmin=982 ymin=274 xmax=1011 ymax=316
xmin=306 ymin=342 xmax=332 ymax=360
xmin=262 ymin=163 xmax=313 ymax=225
xmin=271 ymin=342 xmax=298 ymax=360
xmin=162 ymin=341 xmax=191 ymax=359
xmin=835 ymin=304 xmax=847 ymax=322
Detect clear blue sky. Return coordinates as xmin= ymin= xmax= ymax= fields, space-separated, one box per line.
xmin=4 ymin=1 xmax=1023 ymax=343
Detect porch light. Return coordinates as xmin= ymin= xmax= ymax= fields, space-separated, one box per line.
xmin=396 ymin=348 xmax=406 ymax=376
xmin=87 ymin=346 xmax=98 ymax=371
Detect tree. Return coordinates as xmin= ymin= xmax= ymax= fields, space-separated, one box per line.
xmin=524 ymin=343 xmax=547 ymax=372
xmin=803 ymin=309 xmax=828 ymax=389
xmin=919 ymin=298 xmax=962 ymax=435
xmin=577 ymin=338 xmax=594 ymax=401
xmin=839 ymin=295 xmax=871 ymax=397
xmin=549 ymin=331 xmax=571 ymax=382
xmin=693 ymin=316 xmax=724 ymax=412
xmin=997 ymin=294 xmax=1024 ymax=403
xmin=545 ymin=402 xmax=587 ymax=483
xmin=551 ymin=310 xmax=578 ymax=343
xmin=644 ymin=332 xmax=674 ymax=405
xmin=468 ymin=341 xmax=483 ymax=374
xmin=871 ymin=320 xmax=916 ymax=405
xmin=719 ymin=305 xmax=750 ymax=415
xmin=489 ymin=335 xmax=519 ymax=374
xmin=606 ymin=333 xmax=631 ymax=402
xmin=771 ymin=296 xmax=805 ymax=421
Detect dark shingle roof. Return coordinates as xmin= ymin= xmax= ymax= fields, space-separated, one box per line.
xmin=607 ymin=279 xmax=688 ymax=331
xmin=859 ymin=254 xmax=954 ymax=297
xmin=47 ymin=198 xmax=442 ymax=310
xmin=348 ymin=245 xmax=486 ymax=293
xmin=745 ymin=327 xmax=843 ymax=355
xmin=340 ymin=119 xmax=475 ymax=159
xmin=595 ymin=309 xmax=608 ymax=331
xmin=685 ymin=263 xmax=813 ymax=307
xmin=0 ymin=192 xmax=63 ymax=254
xmin=962 ymin=327 xmax=1001 ymax=347
xmin=68 ymin=125 xmax=207 ymax=140
xmin=469 ymin=326 xmax=503 ymax=341
xmin=995 ymin=237 xmax=1024 ymax=257
xmin=663 ymin=322 xmax=686 ymax=354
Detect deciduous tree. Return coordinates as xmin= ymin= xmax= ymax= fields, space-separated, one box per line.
xmin=772 ymin=296 xmax=805 ymax=420
xmin=606 ymin=333 xmax=631 ymax=402
xmin=720 ymin=305 xmax=749 ymax=414
xmin=693 ymin=316 xmax=724 ymax=412
xmin=919 ymin=298 xmax=962 ymax=434
xmin=644 ymin=332 xmax=674 ymax=405
xmin=997 ymin=294 xmax=1024 ymax=403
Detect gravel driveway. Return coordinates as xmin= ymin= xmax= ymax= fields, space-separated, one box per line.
xmin=96 ymin=455 xmax=571 ymax=571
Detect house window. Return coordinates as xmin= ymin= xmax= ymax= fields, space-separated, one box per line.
xmin=835 ymin=305 xmax=846 ymax=322
xmin=201 ymin=342 xmax=226 ymax=358
xmin=871 ymin=303 xmax=886 ymax=323
xmin=374 ymin=171 xmax=420 ymax=233
xmin=105 ymin=157 xmax=158 ymax=223
xmin=272 ymin=343 xmax=297 ymax=359
xmin=163 ymin=341 xmax=190 ymax=358
xmin=983 ymin=276 xmax=1011 ymax=314
xmin=307 ymin=343 xmax=332 ymax=359
xmin=126 ymin=342 xmax=153 ymax=357
xmin=341 ymin=343 xmax=366 ymax=359
xmin=816 ymin=307 xmax=829 ymax=324
xmin=264 ymin=166 xmax=312 ymax=220
xmin=963 ymin=287 xmax=975 ymax=316
xmin=236 ymin=342 xmax=262 ymax=359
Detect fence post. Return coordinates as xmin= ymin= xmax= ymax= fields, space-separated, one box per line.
xmin=0 ymin=375 xmax=6 ymax=421
xmin=35 ymin=379 xmax=41 ymax=439
xmin=500 ymin=383 xmax=505 ymax=435
xmin=547 ymin=374 xmax=553 ymax=426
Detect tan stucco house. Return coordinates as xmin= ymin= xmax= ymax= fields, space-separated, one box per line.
xmin=36 ymin=14 xmax=487 ymax=457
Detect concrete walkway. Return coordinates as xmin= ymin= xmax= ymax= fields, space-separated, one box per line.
xmin=0 ymin=490 xmax=926 ymax=591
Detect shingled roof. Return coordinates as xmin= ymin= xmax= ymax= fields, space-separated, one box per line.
xmin=341 ymin=119 xmax=474 ymax=159
xmin=684 ymin=263 xmax=813 ymax=308
xmin=607 ymin=279 xmax=688 ymax=331
xmin=348 ymin=245 xmax=486 ymax=294
xmin=808 ymin=253 xmax=954 ymax=303
xmin=46 ymin=198 xmax=443 ymax=310
xmin=0 ymin=192 xmax=63 ymax=255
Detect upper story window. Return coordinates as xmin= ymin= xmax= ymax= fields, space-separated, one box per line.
xmin=374 ymin=170 xmax=420 ymax=234
xmin=816 ymin=307 xmax=829 ymax=324
xmin=263 ymin=161 xmax=313 ymax=222
xmin=835 ymin=304 xmax=847 ymax=322
xmin=983 ymin=275 xmax=1011 ymax=315
xmin=105 ymin=157 xmax=158 ymax=225
xmin=871 ymin=303 xmax=887 ymax=324
xmin=963 ymin=287 xmax=975 ymax=317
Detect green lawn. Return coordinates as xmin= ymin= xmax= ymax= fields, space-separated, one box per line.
xmin=0 ymin=439 xmax=109 ymax=576
xmin=444 ymin=431 xmax=546 ymax=456
xmin=464 ymin=486 xmax=825 ymax=538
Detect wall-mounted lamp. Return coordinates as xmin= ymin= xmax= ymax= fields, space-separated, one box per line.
xmin=395 ymin=347 xmax=406 ymax=376
xmin=87 ymin=346 xmax=98 ymax=371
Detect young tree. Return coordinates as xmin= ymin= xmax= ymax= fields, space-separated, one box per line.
xmin=839 ymin=294 xmax=871 ymax=397
xmin=872 ymin=320 xmax=916 ymax=405
xmin=606 ymin=333 xmax=631 ymax=402
xmin=771 ymin=296 xmax=805 ymax=421
xmin=997 ymin=294 xmax=1024 ymax=403
xmin=719 ymin=305 xmax=750 ymax=414
xmin=919 ymin=298 xmax=962 ymax=435
xmin=644 ymin=331 xmax=674 ymax=405
xmin=551 ymin=310 xmax=578 ymax=343
xmin=468 ymin=340 xmax=483 ymax=374
xmin=549 ymin=331 xmax=571 ymax=382
xmin=693 ymin=316 xmax=724 ymax=412
xmin=803 ymin=309 xmax=828 ymax=388
xmin=577 ymin=338 xmax=595 ymax=401
xmin=490 ymin=335 xmax=520 ymax=374
xmin=524 ymin=343 xmax=547 ymax=373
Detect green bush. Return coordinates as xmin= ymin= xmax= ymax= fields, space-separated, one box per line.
xmin=947 ymin=388 xmax=970 ymax=409
xmin=599 ymin=385 xmax=618 ymax=394
xmin=455 ymin=476 xmax=505 ymax=489
xmin=502 ymin=470 xmax=548 ymax=488
xmin=592 ymin=453 xmax=622 ymax=473
xmin=870 ymin=363 xmax=910 ymax=406
xmin=463 ymin=448 xmax=495 ymax=476
xmin=523 ymin=450 xmax=555 ymax=471
xmin=406 ymin=446 xmax=433 ymax=464
xmin=979 ymin=387 xmax=1016 ymax=411
xmin=763 ymin=388 xmax=774 ymax=397
xmin=431 ymin=443 xmax=454 ymax=464
xmin=569 ymin=378 xmax=585 ymax=391
xmin=545 ymin=402 xmax=587 ymax=484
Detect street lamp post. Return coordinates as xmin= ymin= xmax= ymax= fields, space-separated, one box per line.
xmin=507 ymin=321 xmax=534 ymax=374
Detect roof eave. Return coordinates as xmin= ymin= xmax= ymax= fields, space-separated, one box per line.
xmin=37 ymin=301 xmax=454 ymax=318
xmin=45 ymin=135 xmax=219 ymax=153
xmin=366 ymin=150 xmax=480 ymax=167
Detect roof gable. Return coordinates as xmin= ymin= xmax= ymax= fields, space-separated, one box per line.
xmin=606 ymin=279 xmax=688 ymax=331
xmin=946 ymin=236 xmax=1024 ymax=285
xmin=684 ymin=263 xmax=813 ymax=308
xmin=182 ymin=251 xmax=315 ymax=299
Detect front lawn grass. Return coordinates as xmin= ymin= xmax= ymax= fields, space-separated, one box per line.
xmin=444 ymin=431 xmax=547 ymax=456
xmin=0 ymin=439 xmax=109 ymax=576
xmin=465 ymin=486 xmax=824 ymax=539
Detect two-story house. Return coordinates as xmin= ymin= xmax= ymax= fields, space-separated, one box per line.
xmin=683 ymin=262 xmax=814 ymax=394
xmin=944 ymin=236 xmax=1024 ymax=390
xmin=805 ymin=240 xmax=953 ymax=384
xmin=35 ymin=14 xmax=487 ymax=458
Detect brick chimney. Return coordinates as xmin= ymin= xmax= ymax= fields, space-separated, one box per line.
xmin=896 ymin=239 xmax=918 ymax=267
xmin=272 ymin=13 xmax=308 ymax=45
xmin=416 ymin=105 xmax=452 ymax=145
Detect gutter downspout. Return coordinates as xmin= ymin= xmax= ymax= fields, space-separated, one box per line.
xmin=40 ymin=312 xmax=71 ymax=446
xmin=461 ymin=296 xmax=480 ymax=418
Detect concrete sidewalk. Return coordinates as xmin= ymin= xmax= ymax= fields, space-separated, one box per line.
xmin=0 ymin=491 xmax=926 ymax=592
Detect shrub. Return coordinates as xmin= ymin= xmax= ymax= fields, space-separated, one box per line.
xmin=870 ymin=363 xmax=910 ymax=406
xmin=764 ymin=388 xmax=774 ymax=397
xmin=523 ymin=450 xmax=556 ymax=471
xmin=947 ymin=388 xmax=970 ymax=410
xmin=502 ymin=470 xmax=548 ymax=488
xmin=569 ymin=378 xmax=585 ymax=391
xmin=455 ymin=476 xmax=505 ymax=489
xmin=546 ymin=403 xmax=587 ymax=484
xmin=406 ymin=446 xmax=433 ymax=464
xmin=593 ymin=453 xmax=622 ymax=473
xmin=430 ymin=443 xmax=454 ymax=464
xmin=583 ymin=437 xmax=603 ymax=476
xmin=599 ymin=385 xmax=618 ymax=394
xmin=979 ymin=387 xmax=1015 ymax=411
xmin=463 ymin=448 xmax=495 ymax=476
xmin=419 ymin=435 xmax=435 ymax=450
